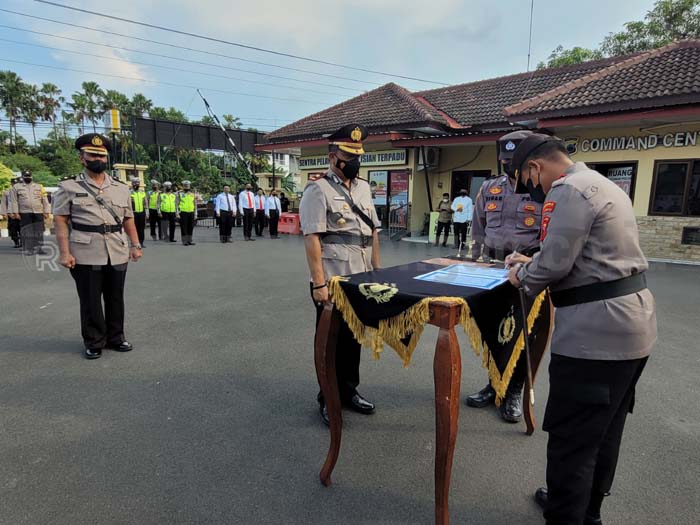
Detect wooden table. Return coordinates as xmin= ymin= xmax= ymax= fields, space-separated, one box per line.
xmin=314 ymin=295 xmax=552 ymax=524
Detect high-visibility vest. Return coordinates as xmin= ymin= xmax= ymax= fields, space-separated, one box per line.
xmin=131 ymin=190 xmax=146 ymax=213
xmin=160 ymin=193 xmax=176 ymax=213
xmin=148 ymin=191 xmax=160 ymax=210
xmin=178 ymin=192 xmax=195 ymax=212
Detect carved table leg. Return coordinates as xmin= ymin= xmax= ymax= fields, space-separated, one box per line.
xmin=314 ymin=302 xmax=342 ymax=486
xmin=432 ymin=303 xmax=462 ymax=525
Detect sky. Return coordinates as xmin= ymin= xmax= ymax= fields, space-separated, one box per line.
xmin=0 ymin=0 xmax=658 ymax=141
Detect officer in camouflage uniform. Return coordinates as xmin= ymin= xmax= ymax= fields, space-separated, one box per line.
xmin=9 ymin=169 xmax=50 ymax=255
xmin=300 ymin=124 xmax=381 ymax=426
xmin=52 ymin=133 xmax=143 ymax=360
xmin=466 ymin=129 xmax=542 ymax=423
xmin=506 ymin=133 xmax=656 ymax=525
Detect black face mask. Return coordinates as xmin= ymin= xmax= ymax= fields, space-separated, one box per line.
xmin=515 ymin=168 xmax=547 ymax=204
xmin=85 ymin=159 xmax=108 ymax=174
xmin=23 ymin=177 xmax=32 ymax=183
xmin=335 ymin=156 xmax=360 ymax=180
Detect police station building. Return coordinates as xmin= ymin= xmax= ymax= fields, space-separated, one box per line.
xmin=257 ymin=40 xmax=700 ymax=264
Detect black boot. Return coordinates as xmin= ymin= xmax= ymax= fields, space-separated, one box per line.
xmin=499 ymin=382 xmax=523 ymax=423
xmin=465 ymin=384 xmax=496 ymax=408
xmin=534 ymin=488 xmax=604 ymax=525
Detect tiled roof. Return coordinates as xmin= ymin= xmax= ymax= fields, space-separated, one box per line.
xmin=504 ymin=40 xmax=700 ymax=119
xmin=414 ymin=55 xmax=631 ymax=127
xmin=263 ymin=82 xmax=452 ymax=143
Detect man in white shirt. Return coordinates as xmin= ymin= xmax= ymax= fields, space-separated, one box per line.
xmin=451 ymin=189 xmax=473 ymax=249
xmin=254 ymin=189 xmax=267 ymax=237
xmin=266 ymin=190 xmax=282 ymax=238
xmin=215 ymin=185 xmax=237 ymax=243
xmin=238 ymin=184 xmax=256 ymax=241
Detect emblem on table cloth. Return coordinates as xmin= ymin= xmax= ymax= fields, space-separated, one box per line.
xmin=498 ymin=305 xmax=516 ymax=345
xmin=489 ymin=187 xmax=502 ymax=195
xmin=359 ymin=282 xmax=398 ymax=304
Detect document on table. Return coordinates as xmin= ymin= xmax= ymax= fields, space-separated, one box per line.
xmin=414 ymin=264 xmax=509 ymax=290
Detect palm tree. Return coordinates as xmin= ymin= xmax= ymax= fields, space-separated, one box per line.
xmin=68 ymin=93 xmax=88 ymax=135
xmin=0 ymin=70 xmax=25 ymax=152
xmin=129 ymin=93 xmax=152 ymax=118
xmin=20 ymin=83 xmax=42 ymax=145
xmin=39 ymin=82 xmax=63 ymax=137
xmin=222 ymin=114 xmax=241 ymax=129
xmin=60 ymin=109 xmax=76 ymax=140
xmin=79 ymin=81 xmax=104 ymax=132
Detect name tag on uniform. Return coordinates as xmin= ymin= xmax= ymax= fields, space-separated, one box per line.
xmin=76 ymin=192 xmax=88 ymax=197
xmin=333 ymin=196 xmax=345 ymax=201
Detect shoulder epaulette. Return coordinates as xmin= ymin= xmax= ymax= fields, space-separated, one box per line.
xmin=60 ymin=175 xmax=77 ymax=182
xmin=308 ymin=173 xmax=327 ymax=182
xmin=112 ymin=176 xmax=127 ymax=185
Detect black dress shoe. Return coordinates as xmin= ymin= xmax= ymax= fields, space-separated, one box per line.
xmin=343 ymin=393 xmax=375 ymax=414
xmin=466 ymin=384 xmax=496 ymax=408
xmin=84 ymin=348 xmax=102 ymax=359
xmin=188 ymin=242 xmax=196 ymax=245
xmin=534 ymin=488 xmax=603 ymax=524
xmin=108 ymin=341 xmax=133 ymax=352
xmin=319 ymin=402 xmax=330 ymax=426
xmin=500 ymin=385 xmax=523 ymax=423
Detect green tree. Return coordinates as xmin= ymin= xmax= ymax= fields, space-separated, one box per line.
xmin=34 ymin=134 xmax=83 ymax=179
xmin=0 ymin=152 xmax=55 ymax=185
xmin=540 ymin=0 xmax=700 ymax=68
xmin=199 ymin=115 xmax=216 ymax=126
xmin=0 ymin=161 xmax=13 ymax=192
xmin=68 ymin=93 xmax=88 ymax=135
xmin=0 ymin=70 xmax=25 ymax=152
xmin=222 ymin=114 xmax=241 ymax=128
xmin=0 ymin=130 xmax=27 ymax=155
xmin=537 ymin=45 xmax=604 ymax=69
xmin=39 ymin=82 xmax=64 ymax=137
xmin=78 ymin=81 xmax=104 ymax=133
xmin=20 ymin=83 xmax=42 ymax=146
xmin=130 ymin=93 xmax=153 ymax=118
xmin=149 ymin=106 xmax=188 ymax=123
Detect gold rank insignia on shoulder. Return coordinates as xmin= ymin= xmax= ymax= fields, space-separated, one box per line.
xmin=359 ymin=282 xmax=398 ymax=304
xmin=350 ymin=127 xmax=363 ymax=142
xmin=92 ymin=135 xmax=103 ymax=146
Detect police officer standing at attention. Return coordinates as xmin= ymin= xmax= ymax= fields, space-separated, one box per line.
xmin=466 ymin=130 xmax=542 ymax=423
xmin=254 ymin=189 xmax=267 ymax=237
xmin=130 ymin=177 xmax=147 ymax=247
xmin=177 ymin=180 xmax=197 ymax=246
xmin=300 ymin=124 xmax=380 ymax=426
xmin=147 ymin=179 xmax=162 ymax=241
xmin=266 ymin=189 xmax=282 ymax=238
xmin=238 ymin=183 xmax=256 ymax=241
xmin=158 ymin=181 xmax=177 ymax=242
xmin=506 ymin=134 xmax=656 ymax=525
xmin=52 ymin=133 xmax=143 ymax=359
xmin=1 ymin=176 xmax=22 ymax=248
xmin=9 ymin=169 xmax=50 ymax=255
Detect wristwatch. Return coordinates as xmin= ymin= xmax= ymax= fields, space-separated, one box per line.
xmin=129 ymin=243 xmax=142 ymax=249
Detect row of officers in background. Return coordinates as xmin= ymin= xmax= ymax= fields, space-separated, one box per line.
xmin=0 ymin=170 xmax=50 ymax=255
xmin=129 ymin=179 xmax=291 ymax=246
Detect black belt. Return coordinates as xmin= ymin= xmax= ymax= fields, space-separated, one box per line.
xmin=485 ymin=246 xmax=540 ymax=259
xmin=321 ymin=233 xmax=372 ymax=247
xmin=72 ymin=222 xmax=122 ymax=234
xmin=551 ymin=272 xmax=647 ymax=308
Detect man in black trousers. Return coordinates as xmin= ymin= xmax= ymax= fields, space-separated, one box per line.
xmin=238 ymin=183 xmax=256 ymax=241
xmin=215 ymin=185 xmax=236 ymax=243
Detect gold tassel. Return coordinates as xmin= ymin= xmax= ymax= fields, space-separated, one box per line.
xmin=328 ymin=277 xmax=546 ymax=400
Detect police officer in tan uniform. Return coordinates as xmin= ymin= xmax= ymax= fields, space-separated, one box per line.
xmin=52 ymin=133 xmax=143 ymax=360
xmin=300 ymin=124 xmax=381 ymax=426
xmin=1 ymin=176 xmax=22 ymax=248
xmin=466 ymin=130 xmax=542 ymax=423
xmin=506 ymin=134 xmax=656 ymax=525
xmin=9 ymin=169 xmax=50 ymax=255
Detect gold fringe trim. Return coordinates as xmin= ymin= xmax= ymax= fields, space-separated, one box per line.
xmin=328 ymin=277 xmax=545 ymax=403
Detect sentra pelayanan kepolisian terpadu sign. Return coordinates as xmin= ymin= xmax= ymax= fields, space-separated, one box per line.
xmin=299 ymin=149 xmax=407 ymax=170
xmin=566 ymin=131 xmax=699 ymax=154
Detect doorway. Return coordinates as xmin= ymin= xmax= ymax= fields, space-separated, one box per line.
xmin=451 ymin=170 xmax=492 ymax=201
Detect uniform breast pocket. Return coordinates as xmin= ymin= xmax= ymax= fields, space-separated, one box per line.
xmin=328 ymin=199 xmax=350 ymax=227
xmin=516 ymin=201 xmax=541 ymax=230
xmin=485 ymin=200 xmax=503 ymax=228
xmin=321 ymin=244 xmax=349 ymax=261
xmin=71 ymin=198 xmax=95 ymax=210
xmin=69 ymin=230 xmax=93 ymax=245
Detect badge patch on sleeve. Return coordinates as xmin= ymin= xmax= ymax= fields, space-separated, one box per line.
xmin=540 ymin=215 xmax=551 ymax=240
xmin=543 ymin=201 xmax=556 ymax=214
xmin=523 ymin=216 xmax=536 ymax=227
xmin=486 ymin=202 xmax=498 ymax=211
xmin=489 ymin=187 xmax=503 ymax=195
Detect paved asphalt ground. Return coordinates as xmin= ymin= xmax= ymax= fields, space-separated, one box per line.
xmin=1 ymin=225 xmax=698 ymax=524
